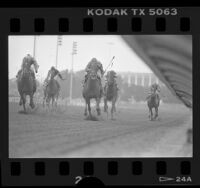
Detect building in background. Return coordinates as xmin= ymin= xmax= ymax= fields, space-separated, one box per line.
xmin=118 ymin=72 xmax=165 ymax=87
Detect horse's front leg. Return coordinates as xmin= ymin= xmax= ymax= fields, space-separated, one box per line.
xmin=42 ymin=97 xmax=45 ymax=107
xmin=29 ymin=93 xmax=35 ymax=109
xmin=19 ymin=96 xmax=23 ymax=106
xmin=111 ymin=100 xmax=115 ymax=120
xmin=96 ymin=98 xmax=101 ymax=116
xmin=149 ymin=108 xmax=153 ymax=121
xmin=154 ymin=107 xmax=158 ymax=120
xmin=88 ymin=100 xmax=92 ymax=118
xmin=43 ymin=92 xmax=46 ymax=108
xmin=104 ymin=98 xmax=108 ymax=118
xmin=29 ymin=96 xmax=35 ymax=109
xmin=148 ymin=107 xmax=150 ymax=119
xmin=84 ymin=99 xmax=88 ymax=116
xmin=104 ymin=98 xmax=108 ymax=113
xmin=46 ymin=96 xmax=50 ymax=109
xmin=22 ymin=93 xmax=26 ymax=113
xmin=113 ymin=102 xmax=117 ymax=113
xmin=55 ymin=96 xmax=58 ymax=107
xmin=51 ymin=97 xmax=55 ymax=109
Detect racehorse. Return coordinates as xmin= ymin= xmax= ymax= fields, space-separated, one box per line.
xmin=82 ymin=69 xmax=102 ymax=119
xmin=17 ymin=59 xmax=39 ymax=113
xmin=43 ymin=77 xmax=60 ymax=109
xmin=147 ymin=93 xmax=160 ymax=121
xmin=104 ymin=71 xmax=118 ymax=120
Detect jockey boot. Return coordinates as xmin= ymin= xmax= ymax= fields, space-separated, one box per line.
xmin=16 ymin=70 xmax=22 ymax=79
xmin=85 ymin=74 xmax=88 ymax=83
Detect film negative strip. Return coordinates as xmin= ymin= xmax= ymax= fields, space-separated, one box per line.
xmin=0 ymin=3 xmax=199 ymax=187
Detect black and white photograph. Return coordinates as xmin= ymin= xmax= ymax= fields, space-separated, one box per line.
xmin=9 ymin=35 xmax=192 ymax=158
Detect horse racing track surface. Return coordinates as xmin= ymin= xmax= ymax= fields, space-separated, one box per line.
xmin=9 ymin=102 xmax=192 ymax=158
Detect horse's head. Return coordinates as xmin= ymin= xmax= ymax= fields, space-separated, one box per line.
xmin=21 ymin=66 xmax=31 ymax=79
xmin=149 ymin=93 xmax=159 ymax=105
xmin=106 ymin=71 xmax=116 ymax=86
xmin=88 ymin=69 xmax=98 ymax=80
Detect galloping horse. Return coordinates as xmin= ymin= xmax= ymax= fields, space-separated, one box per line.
xmin=147 ymin=93 xmax=160 ymax=121
xmin=82 ymin=69 xmax=102 ymax=119
xmin=43 ymin=77 xmax=60 ymax=109
xmin=17 ymin=58 xmax=39 ymax=113
xmin=104 ymin=71 xmax=118 ymax=120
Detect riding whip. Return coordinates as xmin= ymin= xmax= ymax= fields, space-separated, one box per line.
xmin=104 ymin=56 xmax=115 ymax=75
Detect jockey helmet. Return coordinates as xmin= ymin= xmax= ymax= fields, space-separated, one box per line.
xmin=51 ymin=66 xmax=56 ymax=70
xmin=91 ymin=58 xmax=97 ymax=62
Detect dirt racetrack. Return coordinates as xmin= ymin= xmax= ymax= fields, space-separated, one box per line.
xmin=9 ymin=102 xmax=192 ymax=158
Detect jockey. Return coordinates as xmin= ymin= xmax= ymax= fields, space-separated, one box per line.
xmin=16 ymin=54 xmax=37 ymax=80
xmin=84 ymin=57 xmax=104 ymax=96
xmin=43 ymin=66 xmax=64 ymax=90
xmin=147 ymin=82 xmax=161 ymax=101
xmin=85 ymin=58 xmax=104 ymax=79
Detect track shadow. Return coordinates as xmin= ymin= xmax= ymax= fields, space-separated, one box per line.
xmin=149 ymin=116 xmax=161 ymax=121
xmin=18 ymin=110 xmax=28 ymax=114
xmin=84 ymin=115 xmax=99 ymax=121
xmin=18 ymin=105 xmax=39 ymax=115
